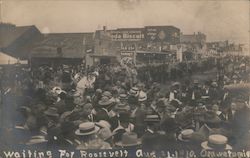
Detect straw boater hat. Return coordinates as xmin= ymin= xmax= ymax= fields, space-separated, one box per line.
xmin=178 ymin=129 xmax=194 ymax=142
xmin=115 ymin=103 xmax=130 ymax=112
xmin=102 ymin=91 xmax=112 ymax=99
xmin=211 ymin=81 xmax=218 ymax=87
xmin=97 ymin=127 xmax=113 ymax=141
xmin=128 ymin=87 xmax=139 ymax=96
xmin=75 ymin=122 xmax=100 ymax=136
xmin=115 ymin=132 xmax=141 ymax=147
xmin=138 ymin=91 xmax=147 ymax=102
xmin=44 ymin=107 xmax=59 ymax=117
xmin=201 ymin=134 xmax=232 ymax=150
xmin=26 ymin=135 xmax=48 ymax=145
xmin=98 ymin=96 xmax=113 ymax=106
xmin=95 ymin=120 xmax=111 ymax=129
xmin=119 ymin=94 xmax=128 ymax=100
xmin=96 ymin=89 xmax=103 ymax=94
xmin=144 ymin=114 xmax=161 ymax=123
xmin=172 ymin=82 xmax=181 ymax=87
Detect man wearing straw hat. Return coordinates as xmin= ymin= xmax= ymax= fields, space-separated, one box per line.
xmin=114 ymin=94 xmax=130 ymax=114
xmin=130 ymin=98 xmax=147 ymax=138
xmin=97 ymin=96 xmax=119 ymax=131
xmin=94 ymin=96 xmax=112 ymax=122
xmin=75 ymin=122 xmax=111 ymax=149
xmin=127 ymin=86 xmax=139 ymax=105
xmin=201 ymin=134 xmax=232 ymax=150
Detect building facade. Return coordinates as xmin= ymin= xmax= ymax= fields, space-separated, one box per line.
xmin=91 ymin=25 xmax=181 ymax=66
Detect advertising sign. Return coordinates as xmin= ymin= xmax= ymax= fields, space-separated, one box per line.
xmin=120 ymin=51 xmax=135 ymax=66
xmin=110 ymin=30 xmax=144 ymax=41
xmin=120 ymin=43 xmax=136 ymax=51
xmin=145 ymin=26 xmax=180 ymax=44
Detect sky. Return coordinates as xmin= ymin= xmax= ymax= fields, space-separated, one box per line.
xmin=1 ymin=0 xmax=249 ymax=44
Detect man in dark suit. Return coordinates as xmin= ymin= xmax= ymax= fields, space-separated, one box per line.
xmin=200 ymin=83 xmax=214 ymax=104
xmin=220 ymin=88 xmax=232 ymax=108
xmin=219 ymin=88 xmax=233 ymax=121
xmin=187 ymin=80 xmax=201 ymax=107
xmin=131 ymin=103 xmax=147 ymax=138
xmin=232 ymin=100 xmax=250 ymax=142
xmin=141 ymin=118 xmax=160 ymax=151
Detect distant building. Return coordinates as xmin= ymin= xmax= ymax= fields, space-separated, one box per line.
xmin=206 ymin=40 xmax=229 ymax=51
xmin=180 ymin=32 xmax=206 ymax=45
xmin=30 ymin=33 xmax=94 ymax=66
xmin=0 ymin=51 xmax=27 ymax=65
xmin=0 ymin=23 xmax=42 ymax=60
xmin=0 ymin=23 xmax=182 ymax=66
xmin=92 ymin=25 xmax=181 ymax=65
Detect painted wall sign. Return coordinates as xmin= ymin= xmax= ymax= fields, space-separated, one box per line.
xmin=110 ymin=30 xmax=144 ymax=41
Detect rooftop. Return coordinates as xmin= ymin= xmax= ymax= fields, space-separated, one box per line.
xmin=31 ymin=33 xmax=94 ymax=58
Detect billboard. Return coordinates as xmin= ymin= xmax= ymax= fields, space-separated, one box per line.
xmin=145 ymin=26 xmax=180 ymax=44
xmin=110 ymin=30 xmax=144 ymax=41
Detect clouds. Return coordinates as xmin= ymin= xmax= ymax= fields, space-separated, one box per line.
xmin=2 ymin=0 xmax=249 ymax=43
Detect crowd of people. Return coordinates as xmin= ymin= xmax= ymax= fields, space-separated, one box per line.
xmin=0 ymin=55 xmax=250 ymax=152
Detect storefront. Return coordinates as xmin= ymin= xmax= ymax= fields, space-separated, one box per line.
xmin=135 ymin=51 xmax=174 ymax=65
xmin=86 ymin=54 xmax=117 ymax=66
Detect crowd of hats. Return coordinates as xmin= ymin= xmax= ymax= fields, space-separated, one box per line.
xmin=3 ymin=55 xmax=249 ymax=150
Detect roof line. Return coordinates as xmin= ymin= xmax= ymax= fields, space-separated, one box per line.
xmin=42 ymin=32 xmax=94 ymax=34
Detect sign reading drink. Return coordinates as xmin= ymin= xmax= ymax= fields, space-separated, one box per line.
xmin=110 ymin=30 xmax=144 ymax=41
